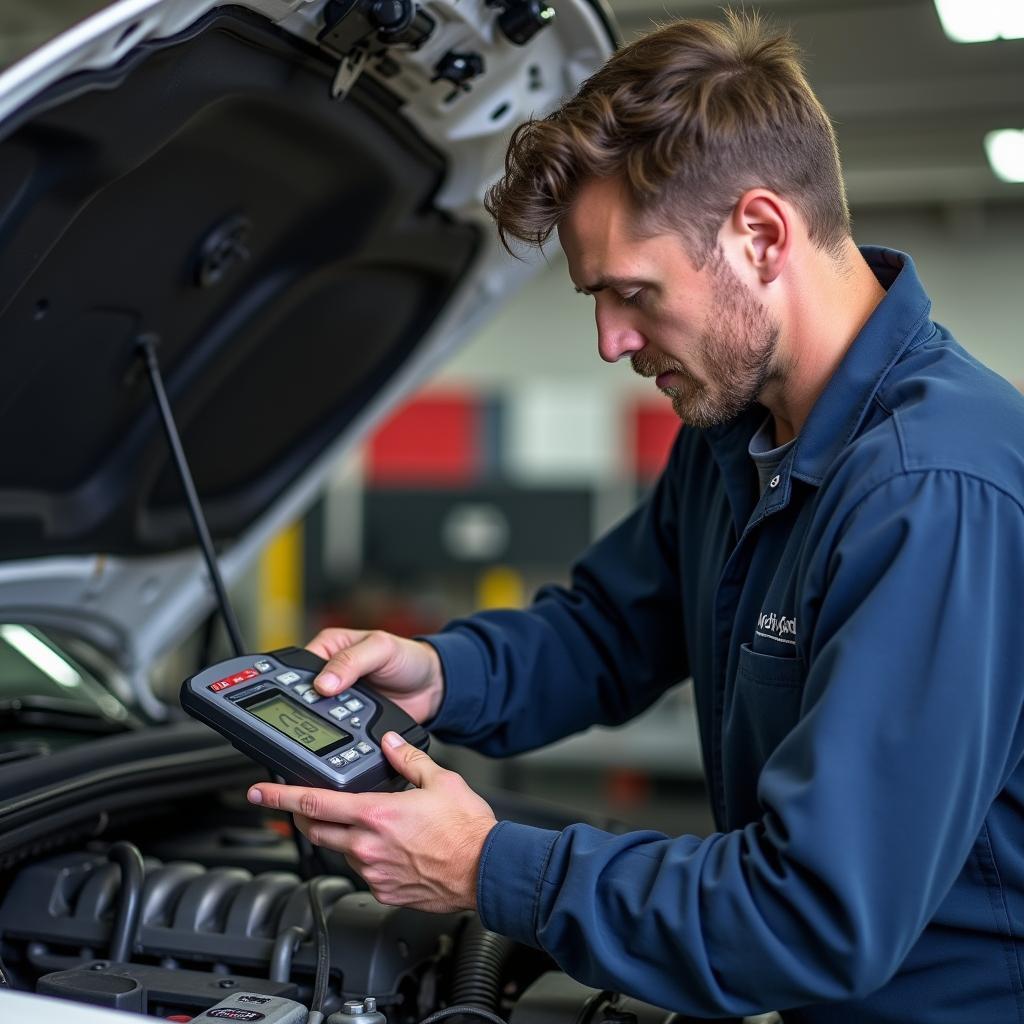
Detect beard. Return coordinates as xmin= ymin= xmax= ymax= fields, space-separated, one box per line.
xmin=631 ymin=247 xmax=781 ymax=428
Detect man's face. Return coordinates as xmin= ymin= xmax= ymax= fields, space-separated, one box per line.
xmin=557 ymin=176 xmax=782 ymax=427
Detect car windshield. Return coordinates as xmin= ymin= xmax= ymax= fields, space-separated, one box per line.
xmin=1 ymin=1 xmax=113 ymax=75
xmin=0 ymin=624 xmax=140 ymax=759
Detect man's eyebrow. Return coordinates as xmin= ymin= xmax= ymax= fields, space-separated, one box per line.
xmin=573 ymin=275 xmax=650 ymax=295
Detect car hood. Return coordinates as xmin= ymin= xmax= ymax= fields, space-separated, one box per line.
xmin=0 ymin=0 xmax=615 ymax=715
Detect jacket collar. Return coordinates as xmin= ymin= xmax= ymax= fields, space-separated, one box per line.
xmin=789 ymin=245 xmax=933 ymax=485
xmin=700 ymin=246 xmax=934 ymax=531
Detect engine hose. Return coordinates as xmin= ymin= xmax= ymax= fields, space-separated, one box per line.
xmin=107 ymin=841 xmax=145 ymax=964
xmin=270 ymin=924 xmax=307 ymax=983
xmin=309 ymin=876 xmax=332 ymax=1016
xmin=449 ymin=917 xmax=514 ymax=1017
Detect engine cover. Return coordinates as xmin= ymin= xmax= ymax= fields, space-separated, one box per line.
xmin=0 ymin=850 xmax=461 ymax=1013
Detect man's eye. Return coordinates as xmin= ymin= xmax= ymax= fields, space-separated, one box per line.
xmin=618 ymin=291 xmax=642 ymax=308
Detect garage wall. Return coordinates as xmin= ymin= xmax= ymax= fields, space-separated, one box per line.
xmin=853 ymin=205 xmax=1024 ymax=385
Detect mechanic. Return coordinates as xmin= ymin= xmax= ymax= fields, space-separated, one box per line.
xmin=247 ymin=11 xmax=1024 ymax=1023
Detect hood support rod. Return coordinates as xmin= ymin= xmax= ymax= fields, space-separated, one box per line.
xmin=136 ymin=333 xmax=246 ymax=658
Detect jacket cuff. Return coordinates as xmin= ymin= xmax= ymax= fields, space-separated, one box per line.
xmin=418 ymin=630 xmax=489 ymax=741
xmin=476 ymin=820 xmax=561 ymax=947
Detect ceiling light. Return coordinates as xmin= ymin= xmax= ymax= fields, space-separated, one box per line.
xmin=0 ymin=624 xmax=82 ymax=688
xmin=934 ymin=0 xmax=1024 ymax=42
xmin=985 ymin=130 xmax=1024 ymax=183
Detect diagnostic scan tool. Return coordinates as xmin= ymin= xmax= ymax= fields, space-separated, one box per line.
xmin=136 ymin=336 xmax=427 ymax=795
xmin=181 ymin=646 xmax=429 ymax=792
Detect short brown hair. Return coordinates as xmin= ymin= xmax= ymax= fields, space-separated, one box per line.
xmin=485 ymin=10 xmax=850 ymax=265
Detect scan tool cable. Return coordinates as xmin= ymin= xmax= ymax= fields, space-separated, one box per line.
xmin=304 ymin=875 xmax=333 ymax=1024
xmin=107 ymin=841 xmax=145 ymax=963
xmin=138 ymin=336 xmax=321 ymax=880
xmin=137 ymin=333 xmax=245 ymax=658
xmin=418 ymin=1008 xmax=508 ymax=1024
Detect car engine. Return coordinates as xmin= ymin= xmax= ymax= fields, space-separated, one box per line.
xmin=0 ymin=726 xmax=688 ymax=1024
xmin=0 ymin=842 xmax=484 ymax=1019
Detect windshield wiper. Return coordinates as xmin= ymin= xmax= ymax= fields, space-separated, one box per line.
xmin=0 ymin=695 xmax=134 ymax=735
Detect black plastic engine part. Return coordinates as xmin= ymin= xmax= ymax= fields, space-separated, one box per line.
xmin=508 ymin=972 xmax=749 ymax=1024
xmin=0 ymin=723 xmax=260 ymax=867
xmin=0 ymin=850 xmax=460 ymax=1007
xmin=37 ymin=961 xmax=298 ymax=1016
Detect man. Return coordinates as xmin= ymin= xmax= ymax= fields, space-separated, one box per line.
xmin=247 ymin=11 xmax=1024 ymax=1022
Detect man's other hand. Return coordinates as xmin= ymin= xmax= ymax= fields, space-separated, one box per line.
xmin=247 ymin=732 xmax=496 ymax=913
xmin=306 ymin=627 xmax=444 ymax=724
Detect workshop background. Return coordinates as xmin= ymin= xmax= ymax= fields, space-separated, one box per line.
xmin=5 ymin=0 xmax=1021 ymax=837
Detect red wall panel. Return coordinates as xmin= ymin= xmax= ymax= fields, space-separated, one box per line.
xmin=631 ymin=400 xmax=680 ymax=479
xmin=368 ymin=393 xmax=478 ymax=486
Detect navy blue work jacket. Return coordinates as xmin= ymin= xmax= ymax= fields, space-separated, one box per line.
xmin=426 ymin=248 xmax=1024 ymax=1022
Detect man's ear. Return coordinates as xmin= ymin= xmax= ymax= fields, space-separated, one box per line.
xmin=728 ymin=189 xmax=790 ymax=284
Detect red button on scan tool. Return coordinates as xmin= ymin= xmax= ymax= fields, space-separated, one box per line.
xmin=209 ymin=668 xmax=260 ymax=692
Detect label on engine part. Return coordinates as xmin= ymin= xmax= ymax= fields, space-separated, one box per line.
xmin=205 ymin=1010 xmax=266 ymax=1021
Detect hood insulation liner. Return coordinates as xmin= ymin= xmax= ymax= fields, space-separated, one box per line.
xmin=0 ymin=6 xmax=478 ymax=560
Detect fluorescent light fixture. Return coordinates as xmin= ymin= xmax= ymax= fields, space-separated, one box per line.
xmin=934 ymin=0 xmax=1024 ymax=42
xmin=985 ymin=129 xmax=1024 ymax=182
xmin=0 ymin=624 xmax=82 ymax=688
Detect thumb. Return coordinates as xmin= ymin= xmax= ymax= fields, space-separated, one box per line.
xmin=382 ymin=732 xmax=440 ymax=788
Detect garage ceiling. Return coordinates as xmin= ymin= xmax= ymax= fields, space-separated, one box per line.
xmin=613 ymin=0 xmax=1024 ymax=209
xmin=3 ymin=0 xmax=1023 ymax=209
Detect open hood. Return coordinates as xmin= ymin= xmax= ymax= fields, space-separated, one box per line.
xmin=0 ymin=0 xmax=615 ymax=714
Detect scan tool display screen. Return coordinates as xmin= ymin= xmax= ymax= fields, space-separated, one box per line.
xmin=242 ymin=692 xmax=351 ymax=756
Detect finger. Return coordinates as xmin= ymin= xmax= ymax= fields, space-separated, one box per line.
xmin=247 ymin=782 xmax=370 ymax=824
xmin=381 ymin=732 xmax=443 ymax=788
xmin=305 ymin=627 xmax=367 ymax=665
xmin=314 ymin=630 xmax=399 ymax=696
xmin=293 ymin=813 xmax=354 ymax=853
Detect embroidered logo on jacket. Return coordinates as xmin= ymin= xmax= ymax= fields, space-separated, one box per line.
xmin=756 ymin=610 xmax=798 ymax=647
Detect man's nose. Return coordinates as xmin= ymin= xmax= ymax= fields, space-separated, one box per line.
xmin=596 ymin=306 xmax=645 ymax=364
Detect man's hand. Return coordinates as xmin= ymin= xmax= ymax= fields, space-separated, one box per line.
xmin=247 ymin=732 xmax=497 ymax=913
xmin=306 ymin=628 xmax=444 ymax=725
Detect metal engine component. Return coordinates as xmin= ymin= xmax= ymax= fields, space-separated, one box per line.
xmin=332 ymin=995 xmax=389 ymax=1024
xmin=202 ymin=989 xmax=310 ymax=1023
xmin=0 ymin=850 xmax=461 ymax=1014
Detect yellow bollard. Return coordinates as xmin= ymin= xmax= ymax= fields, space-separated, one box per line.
xmin=476 ymin=565 xmax=525 ymax=611
xmin=257 ymin=522 xmax=303 ymax=650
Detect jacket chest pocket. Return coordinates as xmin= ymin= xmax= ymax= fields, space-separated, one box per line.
xmin=730 ymin=642 xmax=806 ymax=770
